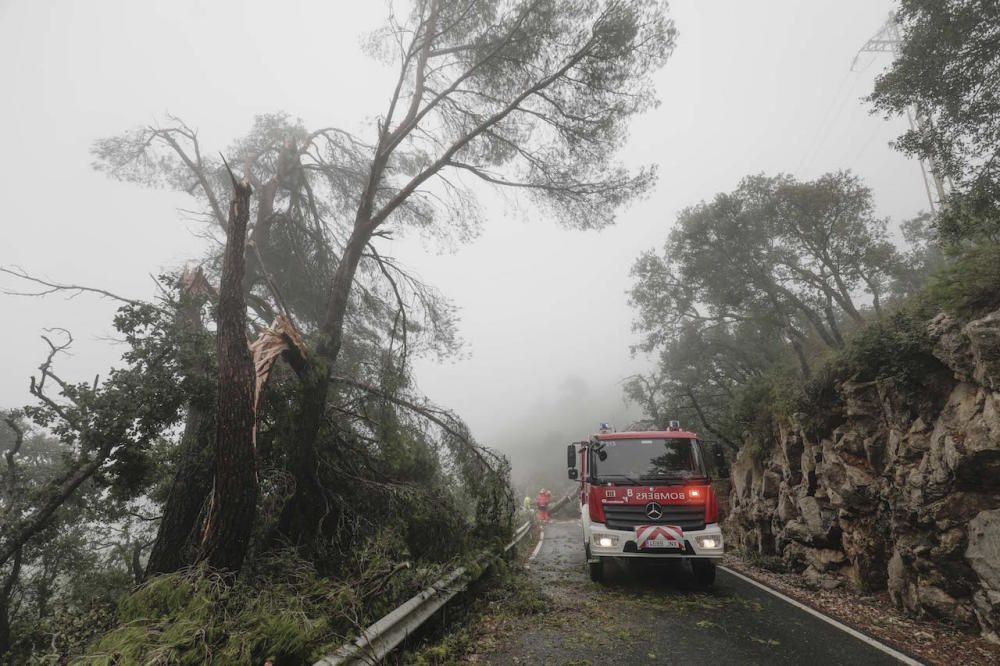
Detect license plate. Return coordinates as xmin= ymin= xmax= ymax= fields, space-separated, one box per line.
xmin=636 ymin=525 xmax=684 ymax=550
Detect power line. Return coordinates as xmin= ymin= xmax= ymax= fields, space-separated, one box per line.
xmin=853 ymin=12 xmax=947 ymax=212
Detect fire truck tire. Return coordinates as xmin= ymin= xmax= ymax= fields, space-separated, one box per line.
xmin=588 ymin=559 xmax=604 ymax=582
xmin=691 ymin=559 xmax=716 ymax=587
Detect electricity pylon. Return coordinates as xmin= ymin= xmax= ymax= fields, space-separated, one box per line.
xmin=853 ymin=13 xmax=947 ymax=213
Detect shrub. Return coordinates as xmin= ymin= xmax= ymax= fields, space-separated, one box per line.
xmin=919 ymin=244 xmax=1000 ymax=322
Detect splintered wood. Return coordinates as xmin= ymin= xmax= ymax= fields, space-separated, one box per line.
xmin=250 ymin=314 xmax=307 ymax=424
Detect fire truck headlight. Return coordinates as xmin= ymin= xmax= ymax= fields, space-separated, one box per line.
xmin=593 ymin=534 xmax=618 ymax=548
xmin=696 ymin=535 xmax=722 ymax=550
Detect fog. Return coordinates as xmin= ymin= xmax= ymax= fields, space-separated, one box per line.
xmin=0 ymin=0 xmax=924 ymax=487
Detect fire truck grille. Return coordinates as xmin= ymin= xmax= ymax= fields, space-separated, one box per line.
xmin=602 ymin=504 xmax=706 ymax=532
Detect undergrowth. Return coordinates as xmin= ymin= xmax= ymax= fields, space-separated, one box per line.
xmin=731 ymin=244 xmax=1000 ymax=456
xmin=77 ymin=542 xmax=452 ymax=665
xmin=917 ymin=244 xmax=1000 ymax=321
xmin=403 ymin=558 xmax=546 ymax=665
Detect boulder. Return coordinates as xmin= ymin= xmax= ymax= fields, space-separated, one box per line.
xmin=965 ymin=311 xmax=1000 ymax=391
xmin=967 ymin=510 xmax=1000 ymax=595
xmin=802 ymin=565 xmax=843 ymax=590
xmin=888 ymin=549 xmax=915 ymax=610
xmin=760 ymin=470 xmax=781 ymax=499
xmin=928 ymin=312 xmax=975 ymax=380
xmin=973 ymin=589 xmax=1000 ymax=644
xmin=805 ymin=547 xmax=847 ymax=572
xmin=841 ymin=380 xmax=882 ymax=420
xmin=916 ymin=579 xmax=974 ymax=624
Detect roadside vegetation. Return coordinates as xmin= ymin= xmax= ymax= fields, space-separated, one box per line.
xmin=625 ymin=0 xmax=1000 ymax=463
xmin=0 ymin=1 xmax=673 ymax=662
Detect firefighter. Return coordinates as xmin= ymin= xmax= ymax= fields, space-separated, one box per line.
xmin=522 ymin=495 xmax=532 ymax=513
xmin=536 ymin=488 xmax=551 ymax=523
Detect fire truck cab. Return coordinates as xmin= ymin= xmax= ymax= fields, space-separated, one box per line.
xmin=567 ymin=423 xmax=723 ymax=584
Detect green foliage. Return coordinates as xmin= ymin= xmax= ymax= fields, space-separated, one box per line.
xmin=81 ymin=544 xmax=451 ymax=666
xmin=725 ymin=368 xmax=806 ymax=462
xmin=918 ymin=244 xmax=1000 ymax=321
xmin=1 ymin=420 xmax=153 ymax=664
xmin=892 ymin=213 xmax=946 ymax=299
xmin=839 ymin=311 xmax=941 ymax=391
xmin=627 ymin=171 xmax=902 ymax=450
xmin=869 ymin=1 xmax=1000 ymax=244
xmin=14 ymin=0 xmax=681 ymax=658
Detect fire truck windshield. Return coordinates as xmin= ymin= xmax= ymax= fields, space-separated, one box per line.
xmin=591 ymin=438 xmax=707 ymax=485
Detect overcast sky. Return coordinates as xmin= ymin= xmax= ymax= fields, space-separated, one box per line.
xmin=0 ymin=1 xmax=925 ymax=479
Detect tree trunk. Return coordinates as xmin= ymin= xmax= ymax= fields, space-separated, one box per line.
xmin=198 ymin=174 xmax=257 ymax=573
xmin=277 ymin=229 xmax=370 ymax=544
xmin=276 ymin=359 xmax=330 ymax=543
xmin=0 ymin=600 xmax=9 ymax=661
xmin=790 ymin=336 xmax=812 ymax=379
xmin=830 ymin=271 xmax=866 ymax=325
xmin=144 ymin=403 xmax=214 ymax=577
xmin=824 ymin=301 xmax=845 ymax=348
xmin=144 ymin=272 xmax=216 ymax=579
xmin=0 ymin=547 xmax=21 ymax=660
xmin=684 ymin=388 xmax=740 ymax=451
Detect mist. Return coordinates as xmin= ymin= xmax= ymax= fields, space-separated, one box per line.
xmin=1 ymin=0 xmax=922 ymax=465
xmin=6 ymin=0 xmax=1000 ymax=661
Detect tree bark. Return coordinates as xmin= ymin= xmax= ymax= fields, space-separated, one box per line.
xmin=684 ymin=388 xmax=740 ymax=451
xmin=823 ymin=301 xmax=845 ymax=348
xmin=276 ymin=359 xmax=330 ymax=543
xmin=144 ymin=272 xmax=216 ymax=578
xmin=144 ymin=403 xmax=214 ymax=577
xmin=789 ymin=335 xmax=812 ymax=380
xmin=0 ymin=547 xmax=21 ymax=660
xmin=277 ymin=223 xmax=371 ymax=544
xmin=198 ymin=173 xmax=257 ymax=573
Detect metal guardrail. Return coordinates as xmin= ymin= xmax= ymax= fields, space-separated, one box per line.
xmin=314 ymin=492 xmax=573 ymax=665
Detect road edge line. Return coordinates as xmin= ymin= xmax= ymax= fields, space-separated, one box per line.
xmin=529 ymin=526 xmax=544 ymax=561
xmin=719 ymin=566 xmax=924 ymax=666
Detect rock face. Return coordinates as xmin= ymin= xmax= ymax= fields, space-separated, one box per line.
xmin=726 ymin=310 xmax=1000 ymax=640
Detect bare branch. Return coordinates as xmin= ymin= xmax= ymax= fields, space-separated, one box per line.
xmin=1 ymin=266 xmax=143 ymax=306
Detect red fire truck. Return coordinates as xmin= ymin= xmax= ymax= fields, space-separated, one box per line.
xmin=567 ymin=423 xmax=723 ymax=584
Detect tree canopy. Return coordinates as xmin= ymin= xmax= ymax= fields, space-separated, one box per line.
xmin=627 ymin=171 xmax=903 ymax=445
xmin=869 ymin=0 xmax=1000 ymax=243
xmin=2 ymin=1 xmax=676 ymax=660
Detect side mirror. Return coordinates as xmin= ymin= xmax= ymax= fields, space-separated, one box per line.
xmin=566 ymin=443 xmax=576 ymax=469
xmin=568 ymin=468 xmax=579 ymax=480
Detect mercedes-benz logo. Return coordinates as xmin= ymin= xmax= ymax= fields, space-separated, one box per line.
xmin=645 ymin=502 xmax=663 ymax=520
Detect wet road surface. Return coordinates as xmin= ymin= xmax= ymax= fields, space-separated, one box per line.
xmin=484 ymin=517 xmax=910 ymax=665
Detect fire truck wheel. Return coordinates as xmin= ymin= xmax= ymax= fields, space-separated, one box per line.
xmin=588 ymin=558 xmax=604 ymax=582
xmin=691 ymin=559 xmax=716 ymax=587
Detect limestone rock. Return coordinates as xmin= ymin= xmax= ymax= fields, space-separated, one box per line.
xmin=967 ymin=510 xmax=1000 ymax=595
xmin=727 ymin=306 xmax=1000 ymax=641
xmin=929 ymin=312 xmax=975 ymax=380
xmin=966 ymin=311 xmax=1000 ymax=391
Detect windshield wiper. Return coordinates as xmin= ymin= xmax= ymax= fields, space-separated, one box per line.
xmin=641 ymin=473 xmax=704 ymax=484
xmin=597 ymin=474 xmax=640 ymax=485
xmin=640 ymin=476 xmax=686 ymax=485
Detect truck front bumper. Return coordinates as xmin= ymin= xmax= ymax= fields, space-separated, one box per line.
xmin=587 ymin=522 xmax=723 ymax=560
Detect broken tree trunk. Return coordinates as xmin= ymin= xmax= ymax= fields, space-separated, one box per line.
xmin=198 ymin=171 xmax=257 ymax=573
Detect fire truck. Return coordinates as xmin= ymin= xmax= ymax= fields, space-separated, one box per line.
xmin=567 ymin=422 xmax=723 ymax=584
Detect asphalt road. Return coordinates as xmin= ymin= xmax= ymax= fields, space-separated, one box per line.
xmin=484 ymin=517 xmax=909 ymax=665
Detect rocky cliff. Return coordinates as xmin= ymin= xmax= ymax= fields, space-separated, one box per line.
xmin=726 ymin=309 xmax=1000 ymax=641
